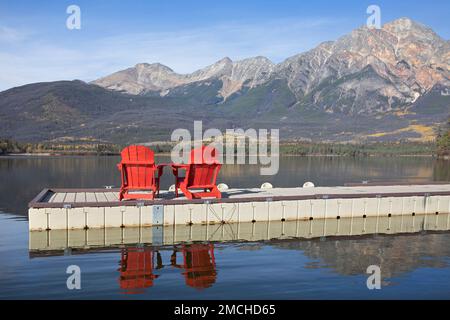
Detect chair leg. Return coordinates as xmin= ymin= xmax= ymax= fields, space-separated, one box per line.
xmin=175 ymin=178 xmax=183 ymax=198
xmin=153 ymin=186 xmax=158 ymax=199
xmin=179 ymin=184 xmax=193 ymax=200
xmin=211 ymin=185 xmax=222 ymax=199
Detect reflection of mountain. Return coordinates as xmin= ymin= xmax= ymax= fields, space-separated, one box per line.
xmin=433 ymin=160 xmax=450 ymax=181
xmin=273 ymin=233 xmax=450 ymax=280
xmin=0 ymin=156 xmax=121 ymax=215
xmin=216 ymin=156 xmax=440 ymax=189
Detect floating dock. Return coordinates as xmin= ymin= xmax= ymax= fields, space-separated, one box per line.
xmin=28 ymin=183 xmax=450 ymax=231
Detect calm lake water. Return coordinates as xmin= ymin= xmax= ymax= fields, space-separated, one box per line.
xmin=0 ymin=155 xmax=449 ymax=299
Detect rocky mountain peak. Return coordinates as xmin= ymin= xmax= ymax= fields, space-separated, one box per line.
xmin=188 ymin=57 xmax=233 ymax=81
xmin=217 ymin=56 xmax=233 ymax=64
xmin=275 ymin=18 xmax=449 ymax=114
xmin=383 ymin=17 xmax=431 ymax=36
xmin=135 ymin=62 xmax=174 ymax=73
xmin=93 ymin=55 xmax=276 ymax=98
xmin=92 ymin=18 xmax=449 ymax=115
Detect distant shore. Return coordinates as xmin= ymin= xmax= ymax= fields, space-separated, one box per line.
xmin=0 ymin=139 xmax=443 ymax=158
xmin=0 ymin=150 xmax=438 ymax=157
xmin=0 ymin=153 xmax=438 ymax=158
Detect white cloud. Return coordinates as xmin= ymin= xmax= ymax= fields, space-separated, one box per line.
xmin=0 ymin=17 xmax=346 ymax=91
xmin=0 ymin=26 xmax=28 ymax=42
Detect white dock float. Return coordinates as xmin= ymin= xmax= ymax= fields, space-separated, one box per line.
xmin=28 ymin=183 xmax=450 ymax=231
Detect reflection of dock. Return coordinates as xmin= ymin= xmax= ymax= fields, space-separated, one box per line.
xmin=29 ymin=213 xmax=450 ymax=255
xmin=28 ymin=184 xmax=450 ymax=231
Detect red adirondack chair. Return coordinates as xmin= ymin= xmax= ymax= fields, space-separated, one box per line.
xmin=171 ymin=145 xmax=222 ymax=199
xmin=117 ymin=145 xmax=163 ymax=201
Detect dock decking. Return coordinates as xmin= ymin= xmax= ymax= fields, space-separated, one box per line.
xmin=28 ymin=183 xmax=450 ymax=231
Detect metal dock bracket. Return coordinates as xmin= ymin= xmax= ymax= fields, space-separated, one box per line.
xmin=153 ymin=205 xmax=164 ymax=226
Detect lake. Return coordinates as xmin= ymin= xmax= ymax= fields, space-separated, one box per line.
xmin=0 ymin=155 xmax=449 ymax=299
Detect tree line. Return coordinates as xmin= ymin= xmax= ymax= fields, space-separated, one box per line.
xmin=436 ymin=118 xmax=450 ymax=158
xmin=0 ymin=139 xmax=121 ymax=155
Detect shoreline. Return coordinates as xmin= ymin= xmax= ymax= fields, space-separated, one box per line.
xmin=1 ymin=139 xmax=442 ymax=158
xmin=0 ymin=152 xmax=440 ymax=158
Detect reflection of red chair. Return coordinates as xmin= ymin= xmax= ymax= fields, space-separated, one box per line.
xmin=118 ymin=248 xmax=160 ymax=294
xmin=171 ymin=146 xmax=222 ymax=199
xmin=117 ymin=145 xmax=163 ymax=201
xmin=172 ymin=244 xmax=217 ymax=290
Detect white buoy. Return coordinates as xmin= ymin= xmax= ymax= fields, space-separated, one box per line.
xmin=261 ymin=182 xmax=273 ymax=189
xmin=217 ymin=183 xmax=229 ymax=191
xmin=303 ymin=182 xmax=315 ymax=188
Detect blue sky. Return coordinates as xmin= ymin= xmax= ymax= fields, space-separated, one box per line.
xmin=0 ymin=0 xmax=449 ymax=91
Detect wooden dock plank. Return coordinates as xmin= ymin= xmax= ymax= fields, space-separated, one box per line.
xmin=75 ymin=192 xmax=86 ymax=203
xmin=85 ymin=193 xmax=97 ymax=203
xmin=104 ymin=192 xmax=118 ymax=202
xmin=95 ymin=192 xmax=108 ymax=203
xmin=52 ymin=192 xmax=67 ymax=203
xmin=64 ymin=193 xmax=76 ymax=202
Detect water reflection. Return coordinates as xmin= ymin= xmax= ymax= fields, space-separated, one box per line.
xmin=29 ymin=214 xmax=450 ymax=253
xmin=118 ymin=244 xmax=216 ymax=294
xmin=171 ymin=244 xmax=217 ymax=290
xmin=119 ymin=248 xmax=161 ymax=294
xmin=2 ymin=156 xmax=450 ymax=298
xmin=274 ymin=233 xmax=450 ymax=280
xmin=29 ymin=214 xmax=450 ymax=293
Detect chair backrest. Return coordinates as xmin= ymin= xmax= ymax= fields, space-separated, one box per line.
xmin=186 ymin=146 xmax=221 ymax=187
xmin=119 ymin=145 xmax=156 ymax=188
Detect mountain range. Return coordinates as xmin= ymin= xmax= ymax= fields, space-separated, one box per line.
xmin=1 ymin=18 xmax=449 ymax=144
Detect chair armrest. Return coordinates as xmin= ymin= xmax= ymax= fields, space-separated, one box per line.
xmin=170 ymin=163 xmax=190 ymax=169
xmin=170 ymin=164 xmax=189 ymax=178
